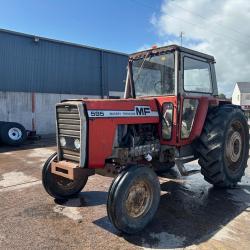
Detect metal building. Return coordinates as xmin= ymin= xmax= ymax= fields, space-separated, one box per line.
xmin=0 ymin=29 xmax=128 ymax=134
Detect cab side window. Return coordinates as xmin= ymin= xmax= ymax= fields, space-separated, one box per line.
xmin=184 ymin=57 xmax=212 ymax=93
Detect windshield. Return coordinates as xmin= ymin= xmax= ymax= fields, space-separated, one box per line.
xmin=132 ymin=52 xmax=175 ymax=97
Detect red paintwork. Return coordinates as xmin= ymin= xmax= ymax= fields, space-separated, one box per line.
xmin=179 ymin=96 xmax=218 ymax=146
xmin=84 ymin=99 xmax=159 ymax=168
xmin=82 ymin=96 xmax=222 ymax=169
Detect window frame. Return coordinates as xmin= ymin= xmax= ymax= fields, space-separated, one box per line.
xmin=131 ymin=51 xmax=176 ymax=98
xmin=180 ymin=98 xmax=199 ymax=139
xmin=182 ymin=56 xmax=213 ymax=94
xmin=162 ymin=102 xmax=174 ymax=141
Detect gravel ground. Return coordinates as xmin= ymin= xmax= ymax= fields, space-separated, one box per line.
xmin=0 ymin=138 xmax=250 ymax=250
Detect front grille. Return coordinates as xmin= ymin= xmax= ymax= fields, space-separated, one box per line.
xmin=56 ymin=104 xmax=81 ymax=163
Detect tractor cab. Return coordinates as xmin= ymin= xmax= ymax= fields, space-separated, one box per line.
xmin=125 ymin=45 xmax=219 ymax=149
xmin=125 ymin=45 xmax=218 ymax=98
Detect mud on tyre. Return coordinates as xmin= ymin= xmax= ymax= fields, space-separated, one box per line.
xmin=196 ymin=105 xmax=249 ymax=188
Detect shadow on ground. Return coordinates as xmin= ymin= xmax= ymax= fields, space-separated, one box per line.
xmin=92 ymin=172 xmax=250 ymax=249
xmin=0 ymin=137 xmax=56 ymax=153
xmin=55 ymin=191 xmax=108 ymax=207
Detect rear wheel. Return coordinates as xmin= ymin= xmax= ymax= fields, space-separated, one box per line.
xmin=42 ymin=152 xmax=88 ymax=199
xmin=107 ymin=165 xmax=160 ymax=234
xmin=197 ymin=105 xmax=249 ymax=188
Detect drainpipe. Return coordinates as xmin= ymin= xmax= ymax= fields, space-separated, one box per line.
xmin=100 ymin=51 xmax=107 ymax=99
xmin=31 ymin=92 xmax=36 ymax=135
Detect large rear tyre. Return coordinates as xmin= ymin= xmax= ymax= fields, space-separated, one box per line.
xmin=197 ymin=105 xmax=249 ymax=188
xmin=107 ymin=165 xmax=160 ymax=234
xmin=42 ymin=152 xmax=88 ymax=199
xmin=0 ymin=122 xmax=27 ymax=146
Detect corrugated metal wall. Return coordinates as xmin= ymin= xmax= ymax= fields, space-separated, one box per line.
xmin=0 ymin=29 xmax=128 ymax=97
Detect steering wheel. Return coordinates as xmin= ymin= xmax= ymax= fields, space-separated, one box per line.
xmin=153 ymin=80 xmax=162 ymax=93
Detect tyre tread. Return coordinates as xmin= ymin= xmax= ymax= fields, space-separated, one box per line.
xmin=197 ymin=105 xmax=249 ymax=188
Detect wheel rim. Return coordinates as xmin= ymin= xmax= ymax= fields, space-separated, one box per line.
xmin=8 ymin=127 xmax=22 ymax=141
xmin=225 ymin=120 xmax=244 ymax=172
xmin=49 ymin=170 xmax=86 ymax=198
xmin=226 ymin=131 xmax=242 ymax=163
xmin=54 ymin=175 xmax=78 ymax=190
xmin=125 ymin=180 xmax=153 ymax=218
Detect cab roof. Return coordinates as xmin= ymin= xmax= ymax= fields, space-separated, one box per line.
xmin=130 ymin=44 xmax=215 ymax=62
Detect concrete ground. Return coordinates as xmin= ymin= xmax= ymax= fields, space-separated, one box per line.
xmin=0 ymin=139 xmax=250 ymax=250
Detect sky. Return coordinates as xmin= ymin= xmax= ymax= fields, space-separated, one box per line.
xmin=0 ymin=0 xmax=162 ymax=52
xmin=0 ymin=0 xmax=250 ymax=96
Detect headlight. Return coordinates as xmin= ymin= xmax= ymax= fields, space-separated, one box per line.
xmin=74 ymin=138 xmax=80 ymax=149
xmin=60 ymin=137 xmax=66 ymax=147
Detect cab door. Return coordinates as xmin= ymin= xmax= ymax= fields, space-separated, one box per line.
xmin=178 ymin=52 xmax=215 ymax=145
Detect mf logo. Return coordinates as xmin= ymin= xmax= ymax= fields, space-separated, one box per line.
xmin=135 ymin=106 xmax=151 ymax=116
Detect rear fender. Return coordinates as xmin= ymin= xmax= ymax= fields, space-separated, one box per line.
xmin=179 ymin=96 xmax=221 ymax=146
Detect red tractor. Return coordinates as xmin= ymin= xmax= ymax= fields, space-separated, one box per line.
xmin=42 ymin=45 xmax=249 ymax=234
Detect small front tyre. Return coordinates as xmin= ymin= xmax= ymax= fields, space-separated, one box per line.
xmin=107 ymin=165 xmax=160 ymax=234
xmin=42 ymin=152 xmax=88 ymax=200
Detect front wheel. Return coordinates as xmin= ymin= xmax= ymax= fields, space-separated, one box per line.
xmin=42 ymin=152 xmax=88 ymax=199
xmin=196 ymin=105 xmax=249 ymax=188
xmin=107 ymin=165 xmax=160 ymax=234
